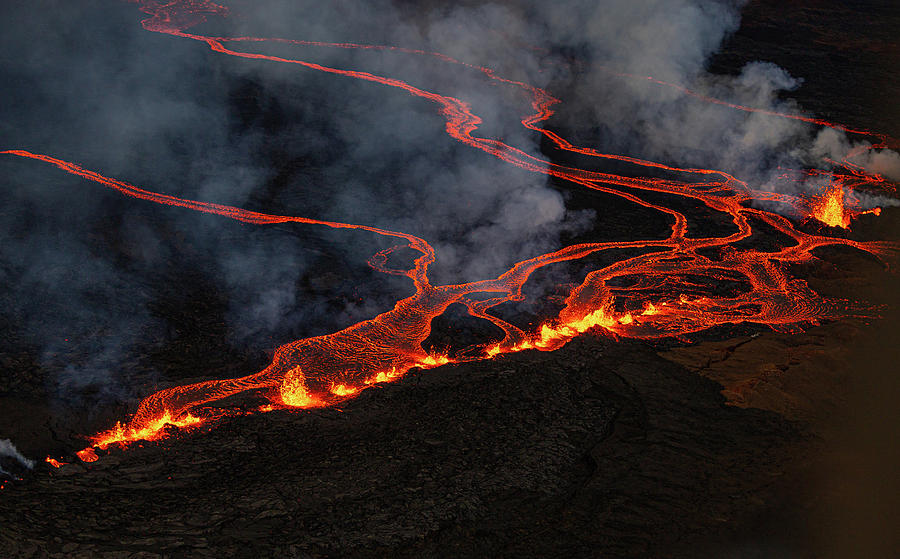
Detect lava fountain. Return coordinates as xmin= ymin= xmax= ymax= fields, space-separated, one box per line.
xmin=4 ymin=0 xmax=896 ymax=463
xmin=812 ymin=183 xmax=852 ymax=229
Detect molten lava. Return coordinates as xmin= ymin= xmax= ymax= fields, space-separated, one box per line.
xmin=76 ymin=448 xmax=99 ymax=463
xmin=92 ymin=412 xmax=204 ymax=449
xmin=811 ymin=184 xmax=851 ymax=229
xmin=5 ymin=0 xmax=895 ymax=463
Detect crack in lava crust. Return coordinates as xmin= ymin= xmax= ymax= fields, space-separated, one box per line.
xmin=5 ymin=0 xmax=897 ymax=458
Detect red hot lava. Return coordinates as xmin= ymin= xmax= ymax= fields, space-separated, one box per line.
xmin=806 ymin=181 xmax=883 ymax=230
xmin=3 ymin=0 xmax=896 ymax=461
xmin=812 ymin=183 xmax=852 ymax=229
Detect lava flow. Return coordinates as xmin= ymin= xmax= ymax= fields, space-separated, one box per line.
xmin=811 ymin=183 xmax=852 ymax=229
xmin=806 ymin=181 xmax=883 ymax=230
xmin=9 ymin=0 xmax=898 ymax=465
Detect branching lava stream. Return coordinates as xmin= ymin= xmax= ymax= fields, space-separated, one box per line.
xmin=4 ymin=0 xmax=896 ymax=463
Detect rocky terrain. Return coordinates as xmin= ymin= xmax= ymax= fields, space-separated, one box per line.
xmin=0 ymin=333 xmax=804 ymax=558
xmin=2 ymin=1 xmax=899 ymax=557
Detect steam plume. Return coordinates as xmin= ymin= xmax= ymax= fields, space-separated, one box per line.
xmin=0 ymin=439 xmax=34 ymax=479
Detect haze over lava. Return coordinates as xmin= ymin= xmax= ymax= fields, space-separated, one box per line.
xmin=0 ymin=0 xmax=897 ymax=462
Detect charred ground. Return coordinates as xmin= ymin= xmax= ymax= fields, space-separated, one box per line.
xmin=2 ymin=1 xmax=899 ymax=558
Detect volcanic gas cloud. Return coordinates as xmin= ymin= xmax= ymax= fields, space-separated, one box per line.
xmin=4 ymin=0 xmax=895 ymax=463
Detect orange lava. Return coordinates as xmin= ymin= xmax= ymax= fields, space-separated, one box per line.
xmin=279 ymin=367 xmax=323 ymax=408
xmin=811 ymin=184 xmax=851 ymax=229
xmin=2 ymin=0 xmax=897 ymax=457
xmin=76 ymin=448 xmax=98 ymax=463
xmin=329 ymin=384 xmax=361 ymax=397
xmin=91 ymin=411 xmax=203 ymax=449
xmin=44 ymin=457 xmax=66 ymax=468
xmin=600 ymin=67 xmax=898 ymax=192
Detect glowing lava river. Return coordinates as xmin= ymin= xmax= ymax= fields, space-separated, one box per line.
xmin=3 ymin=0 xmax=897 ymax=464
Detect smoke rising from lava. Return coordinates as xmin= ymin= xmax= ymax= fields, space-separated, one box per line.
xmin=0 ymin=0 xmax=897 ymax=421
xmin=0 ymin=439 xmax=34 ymax=479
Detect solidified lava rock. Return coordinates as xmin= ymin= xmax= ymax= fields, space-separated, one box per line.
xmin=1 ymin=2 xmax=897 ymax=558
xmin=0 ymin=336 xmax=799 ymax=558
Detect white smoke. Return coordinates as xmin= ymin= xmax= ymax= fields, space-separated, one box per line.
xmin=0 ymin=439 xmax=34 ymax=479
xmin=811 ymin=127 xmax=900 ymax=182
xmin=1 ymin=0 xmax=896 ymax=410
xmin=516 ymin=0 xmax=900 ymax=202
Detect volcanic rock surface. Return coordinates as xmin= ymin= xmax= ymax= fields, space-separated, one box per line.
xmin=3 ymin=334 xmax=805 ymax=558
xmin=2 ymin=1 xmax=899 ymax=558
